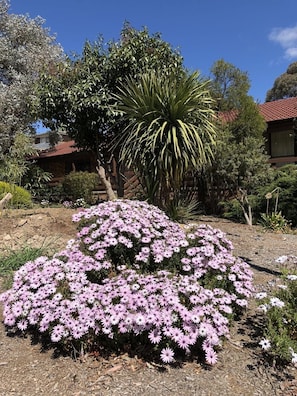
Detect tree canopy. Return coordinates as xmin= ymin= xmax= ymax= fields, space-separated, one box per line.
xmin=202 ymin=59 xmax=270 ymax=215
xmin=266 ymin=62 xmax=297 ymax=102
xmin=210 ymin=59 xmax=250 ymax=111
xmin=36 ymin=24 xmax=185 ymax=157
xmin=0 ymin=0 xmax=63 ymax=157
xmin=36 ymin=24 xmax=186 ymax=198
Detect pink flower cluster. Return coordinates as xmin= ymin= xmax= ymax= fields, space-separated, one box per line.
xmin=0 ymin=200 xmax=254 ymax=365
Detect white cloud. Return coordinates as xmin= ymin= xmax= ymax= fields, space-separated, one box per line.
xmin=269 ymin=25 xmax=297 ymax=59
xmin=285 ymin=47 xmax=297 ymax=59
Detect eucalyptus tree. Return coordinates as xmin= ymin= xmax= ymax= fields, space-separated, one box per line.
xmin=36 ymin=24 xmax=185 ymax=196
xmin=114 ymin=71 xmax=217 ymax=210
xmin=0 ymin=0 xmax=63 ymax=158
xmin=266 ymin=62 xmax=297 ymax=102
xmin=210 ymin=59 xmax=250 ymax=111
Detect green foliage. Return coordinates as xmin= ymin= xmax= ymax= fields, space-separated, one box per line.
xmin=62 ymin=171 xmax=99 ymax=203
xmin=0 ymin=245 xmax=47 ymax=289
xmin=266 ymin=61 xmax=297 ymax=101
xmin=35 ymin=24 xmax=186 ymax=198
xmin=201 ymin=60 xmax=270 ymax=216
xmin=115 ymin=71 xmax=217 ymax=210
xmin=256 ymin=258 xmax=297 ymax=365
xmin=22 ymin=164 xmax=53 ymax=198
xmin=220 ymin=165 xmax=297 ymax=227
xmin=0 ymin=132 xmax=37 ymax=185
xmin=0 ymin=181 xmax=32 ymax=208
xmin=255 ymin=165 xmax=297 ymax=227
xmin=260 ymin=212 xmax=291 ymax=232
xmin=202 ymin=132 xmax=271 ymax=215
xmin=39 ymin=184 xmax=65 ymax=204
xmin=210 ymin=59 xmax=250 ymax=111
xmin=219 ymin=198 xmax=245 ymax=222
xmin=166 ymin=193 xmax=201 ymax=223
xmin=36 ymin=24 xmax=184 ymax=154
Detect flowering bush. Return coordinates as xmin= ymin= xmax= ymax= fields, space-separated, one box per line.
xmin=0 ymin=200 xmax=254 ymax=365
xmin=256 ymin=255 xmax=297 ymax=366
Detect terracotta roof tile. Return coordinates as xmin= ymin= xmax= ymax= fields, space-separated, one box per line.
xmin=259 ymin=97 xmax=297 ymax=122
xmin=220 ymin=97 xmax=297 ymax=124
xmin=37 ymin=140 xmax=80 ymax=158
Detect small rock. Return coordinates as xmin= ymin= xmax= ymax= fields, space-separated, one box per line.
xmin=17 ymin=219 xmax=27 ymax=227
xmin=3 ymin=234 xmax=12 ymax=241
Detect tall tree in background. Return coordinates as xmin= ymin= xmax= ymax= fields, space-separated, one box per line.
xmin=36 ymin=24 xmax=185 ymax=196
xmin=0 ymin=0 xmax=63 ymax=158
xmin=201 ymin=59 xmax=271 ymax=217
xmin=210 ymin=59 xmax=250 ymax=111
xmin=266 ymin=62 xmax=297 ymax=102
xmin=114 ymin=71 xmax=216 ymax=211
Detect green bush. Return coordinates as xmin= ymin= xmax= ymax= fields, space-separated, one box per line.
xmin=33 ymin=184 xmax=65 ymax=204
xmin=219 ymin=195 xmax=258 ymax=224
xmin=219 ymin=198 xmax=245 ymax=223
xmin=62 ymin=171 xmax=99 ymax=203
xmin=255 ymin=165 xmax=297 ymax=227
xmin=219 ymin=165 xmax=297 ymax=227
xmin=0 ymin=181 xmax=32 ymax=208
xmin=259 ymin=212 xmax=291 ymax=232
xmin=22 ymin=164 xmax=53 ymax=198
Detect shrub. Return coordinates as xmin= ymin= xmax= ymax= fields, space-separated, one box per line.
xmin=259 ymin=212 xmax=291 ymax=232
xmin=62 ymin=171 xmax=99 ymax=204
xmin=0 ymin=181 xmax=32 ymax=208
xmin=0 ymin=199 xmax=253 ymax=365
xmin=38 ymin=184 xmax=65 ymax=204
xmin=165 ymin=193 xmax=201 ymax=223
xmin=219 ymin=198 xmax=245 ymax=223
xmin=256 ymin=255 xmax=297 ymax=366
xmin=255 ymin=165 xmax=297 ymax=227
xmin=22 ymin=164 xmax=53 ymax=198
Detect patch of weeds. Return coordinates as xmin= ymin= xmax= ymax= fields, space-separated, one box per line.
xmin=0 ymin=245 xmax=47 ymax=289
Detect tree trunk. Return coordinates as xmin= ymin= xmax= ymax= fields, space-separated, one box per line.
xmin=96 ymin=160 xmax=117 ymax=201
xmin=0 ymin=192 xmax=13 ymax=213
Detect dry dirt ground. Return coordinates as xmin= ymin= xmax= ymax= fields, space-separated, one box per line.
xmin=0 ymin=207 xmax=297 ymax=396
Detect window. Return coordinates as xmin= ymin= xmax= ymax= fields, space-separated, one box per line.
xmin=270 ymin=130 xmax=295 ymax=157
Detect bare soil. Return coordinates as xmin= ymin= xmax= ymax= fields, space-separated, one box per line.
xmin=0 ymin=207 xmax=297 ymax=396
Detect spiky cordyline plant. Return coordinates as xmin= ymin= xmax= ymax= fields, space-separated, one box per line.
xmin=114 ymin=71 xmax=217 ymax=209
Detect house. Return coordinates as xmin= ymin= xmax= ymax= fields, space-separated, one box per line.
xmin=34 ymin=130 xmax=70 ymax=151
xmin=33 ymin=139 xmax=126 ymax=199
xmin=34 ymin=131 xmax=51 ymax=151
xmin=259 ymin=97 xmax=297 ymax=166
xmin=34 ymin=140 xmax=98 ymax=185
xmin=33 ymin=97 xmax=297 ymax=197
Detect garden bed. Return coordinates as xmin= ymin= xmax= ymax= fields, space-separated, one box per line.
xmin=0 ymin=207 xmax=296 ymax=396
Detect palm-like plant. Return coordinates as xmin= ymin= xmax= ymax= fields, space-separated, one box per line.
xmin=114 ymin=71 xmax=217 ymax=210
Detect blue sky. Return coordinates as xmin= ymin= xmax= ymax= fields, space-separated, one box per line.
xmin=9 ymin=0 xmax=297 ymax=103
